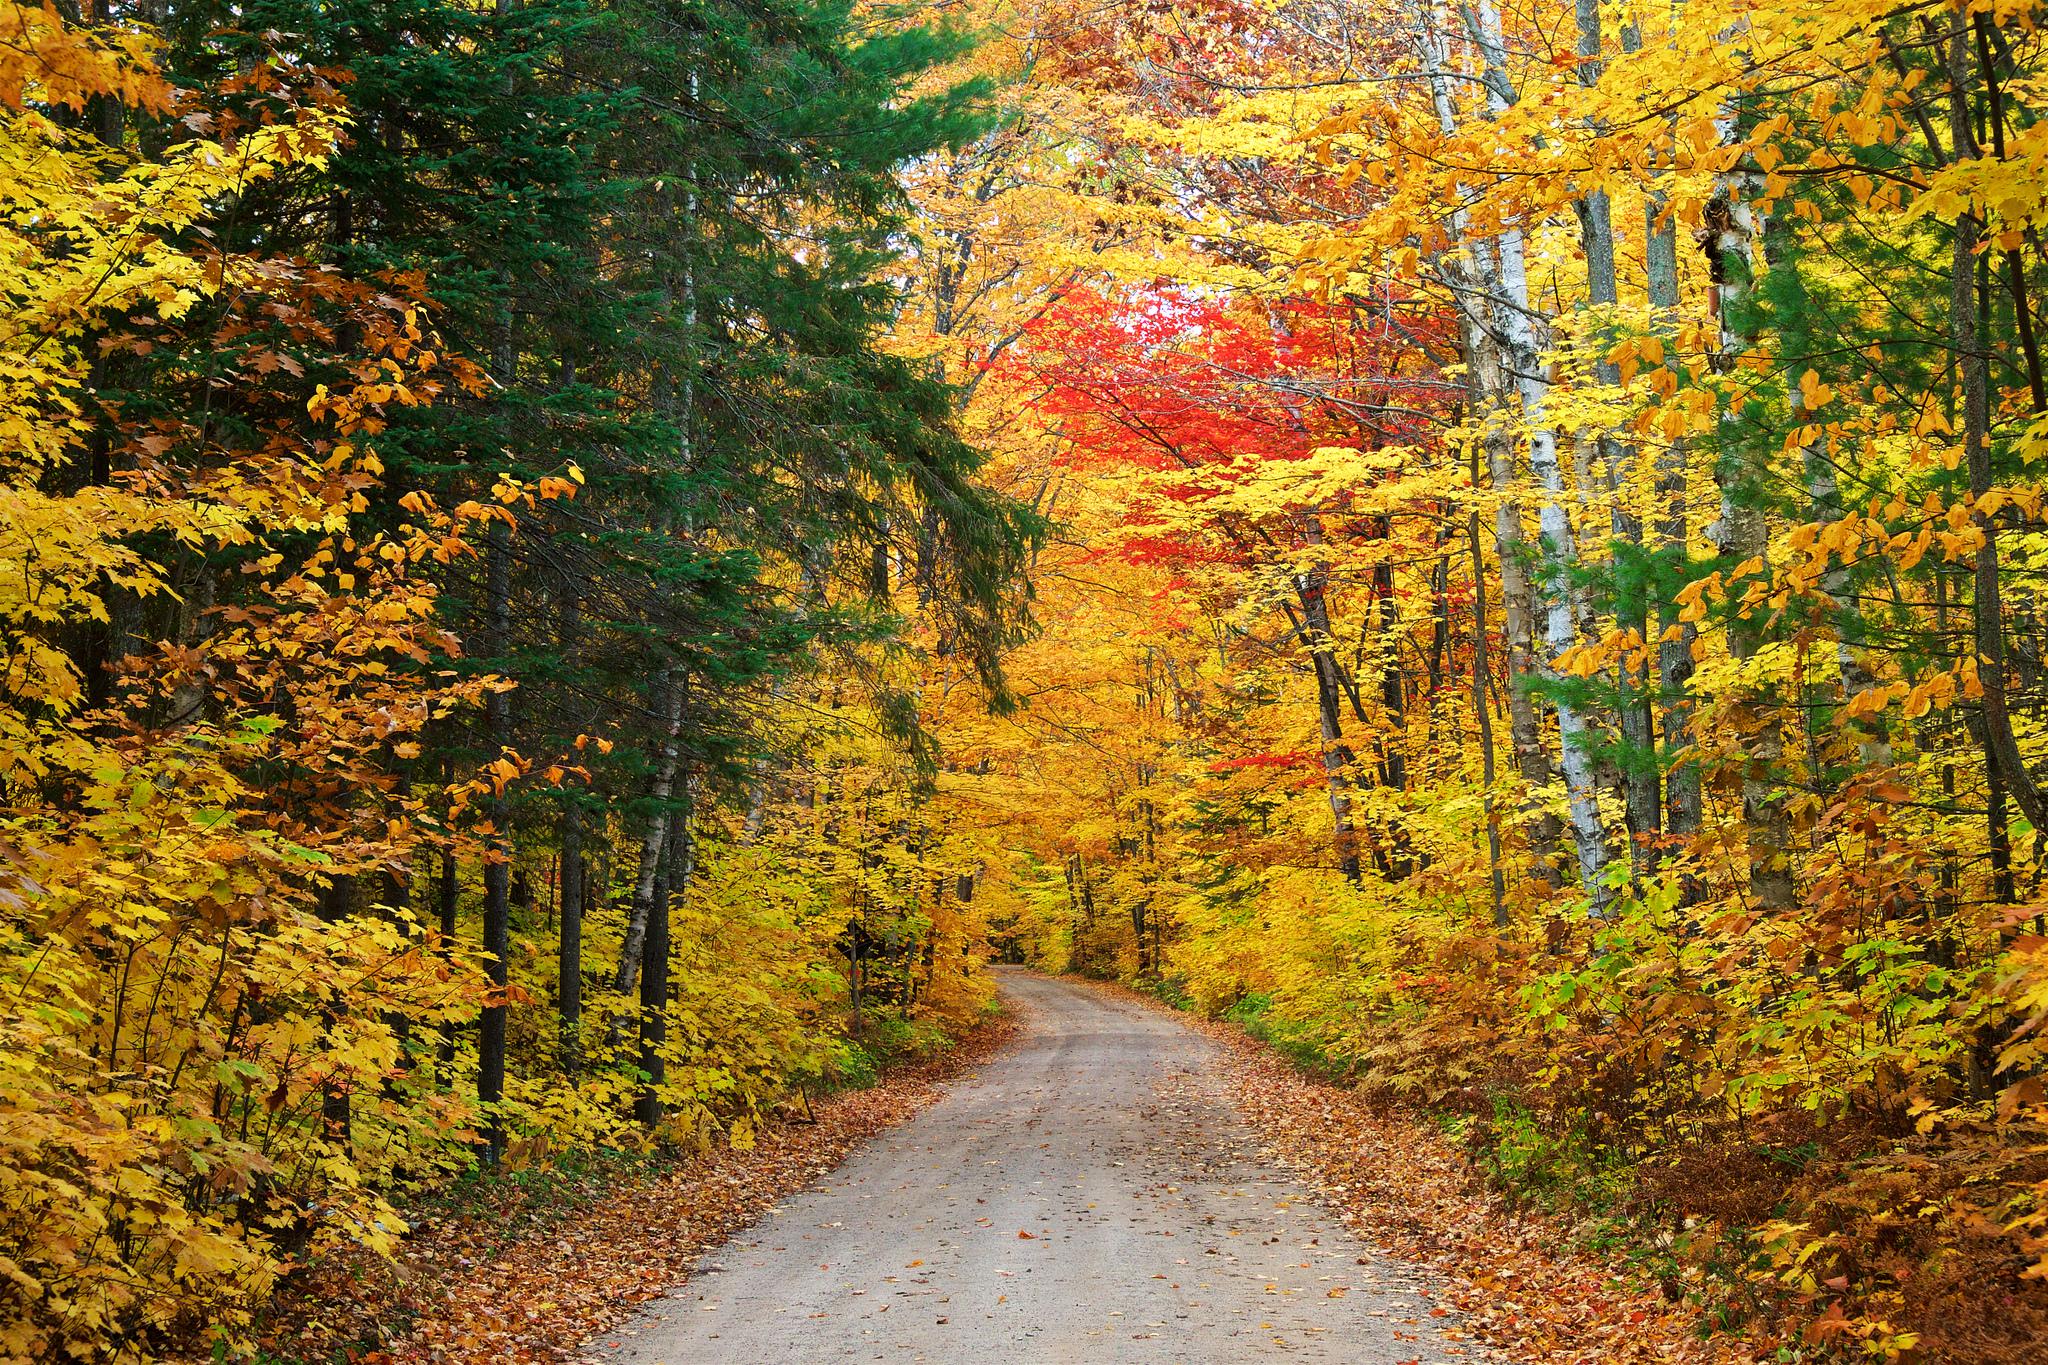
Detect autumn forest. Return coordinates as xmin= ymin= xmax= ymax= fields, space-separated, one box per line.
xmin=8 ymin=0 xmax=2048 ymax=1359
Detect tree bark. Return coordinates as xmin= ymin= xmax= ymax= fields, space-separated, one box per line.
xmin=635 ymin=785 xmax=693 ymax=1129
xmin=1949 ymin=11 xmax=2048 ymax=832
xmin=555 ymin=586 xmax=585 ymax=1069
xmin=557 ymin=802 xmax=584 ymax=1070
xmin=1468 ymin=444 xmax=1509 ymax=927
xmin=318 ymin=876 xmax=355 ymax=1152
xmin=480 ymin=0 xmax=518 ymax=1158
xmin=1625 ymin=22 xmax=1703 ymax=840
xmin=1414 ymin=7 xmax=1559 ymax=879
xmin=613 ymin=676 xmax=687 ymax=993
xmin=1294 ymin=518 xmax=1365 ymax=883
xmin=478 ymin=517 xmax=513 ymax=1163
xmin=1457 ymin=0 xmax=1611 ymax=902
xmin=1704 ymin=62 xmax=1796 ymax=912
xmin=437 ymin=847 xmax=458 ymax=1066
xmin=1370 ymin=521 xmax=1416 ymax=878
xmin=1577 ymin=0 xmax=1659 ymax=874
xmin=1496 ymin=218 xmax=1612 ymax=905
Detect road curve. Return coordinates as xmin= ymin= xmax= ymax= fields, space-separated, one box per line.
xmin=588 ymin=968 xmax=1483 ymax=1363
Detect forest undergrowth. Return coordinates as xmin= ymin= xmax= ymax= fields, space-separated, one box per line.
xmin=234 ymin=1010 xmax=1015 ymax=1365
xmin=1116 ymin=977 xmax=2039 ymax=1363
xmin=1121 ymin=981 xmax=1744 ymax=1365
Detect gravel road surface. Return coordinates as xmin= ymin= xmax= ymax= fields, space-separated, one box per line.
xmin=589 ymin=968 xmax=1482 ymax=1363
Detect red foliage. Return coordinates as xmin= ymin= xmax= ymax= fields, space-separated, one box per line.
xmin=998 ymin=284 xmax=1453 ymax=573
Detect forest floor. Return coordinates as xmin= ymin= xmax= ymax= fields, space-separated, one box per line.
xmin=1135 ymin=985 xmax=1760 ymax=1365
xmin=244 ymin=1011 xmax=1017 ymax=1365
xmin=258 ymin=972 xmax=1761 ymax=1364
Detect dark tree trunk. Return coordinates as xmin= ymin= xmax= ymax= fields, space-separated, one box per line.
xmin=437 ymin=849 xmax=459 ymax=1067
xmin=318 ymin=876 xmax=355 ymax=1152
xmin=1467 ymin=445 xmax=1509 ymax=927
xmin=478 ymin=519 xmax=513 ymax=1164
xmin=614 ymin=677 xmax=686 ymax=994
xmin=558 ymin=803 xmax=584 ymax=1070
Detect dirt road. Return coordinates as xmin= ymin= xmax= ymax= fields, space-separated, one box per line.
xmin=589 ymin=969 xmax=1482 ymax=1362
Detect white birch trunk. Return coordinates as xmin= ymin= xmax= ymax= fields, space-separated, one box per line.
xmin=1445 ymin=0 xmax=1612 ymax=899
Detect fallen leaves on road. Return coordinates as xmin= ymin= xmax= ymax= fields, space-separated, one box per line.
xmin=1173 ymin=1006 xmax=1758 ymax=1364
xmin=242 ymin=1013 xmax=1015 ymax=1365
